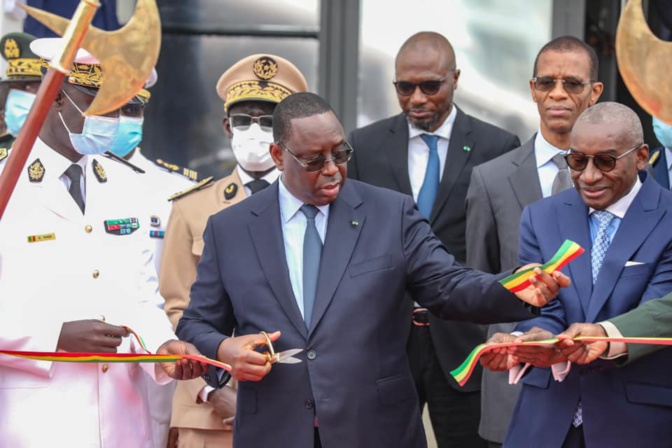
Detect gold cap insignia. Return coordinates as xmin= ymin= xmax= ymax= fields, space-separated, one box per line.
xmin=4 ymin=38 xmax=19 ymax=59
xmin=92 ymin=159 xmax=107 ymax=183
xmin=27 ymin=158 xmax=45 ymax=182
xmin=253 ymin=56 xmax=278 ymax=80
xmin=0 ymin=148 xmax=8 ymax=162
xmin=168 ymin=176 xmax=215 ymax=202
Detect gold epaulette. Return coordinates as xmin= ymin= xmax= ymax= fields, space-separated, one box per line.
xmin=649 ymin=150 xmax=661 ymax=166
xmin=0 ymin=147 xmax=9 ymax=163
xmin=154 ymin=158 xmax=199 ymax=181
xmin=168 ymin=176 xmax=214 ymax=202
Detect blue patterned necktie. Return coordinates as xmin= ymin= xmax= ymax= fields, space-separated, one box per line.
xmin=300 ymin=204 xmax=322 ymax=328
xmin=417 ymin=134 xmax=441 ymax=219
xmin=573 ymin=209 xmax=615 ymax=428
xmin=591 ymin=210 xmax=615 ymax=284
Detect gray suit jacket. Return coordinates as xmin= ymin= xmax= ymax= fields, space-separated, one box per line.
xmin=465 ymin=136 xmax=542 ymax=443
xmin=610 ymin=292 xmax=672 ymax=363
xmin=177 ymin=179 xmax=533 ymax=448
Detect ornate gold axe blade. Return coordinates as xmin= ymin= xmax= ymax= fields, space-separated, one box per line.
xmin=22 ymin=0 xmax=161 ymax=116
xmin=616 ymin=0 xmax=672 ymax=125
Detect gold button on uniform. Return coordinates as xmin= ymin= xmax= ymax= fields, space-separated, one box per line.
xmin=92 ymin=270 xmax=100 ymax=279
xmin=85 ymin=225 xmax=93 ymax=233
xmin=101 ymin=364 xmax=109 ymax=373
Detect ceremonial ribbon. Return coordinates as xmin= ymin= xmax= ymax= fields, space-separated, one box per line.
xmin=0 ymin=327 xmax=231 ymax=371
xmin=499 ymin=240 xmax=584 ymax=292
xmin=451 ymin=336 xmax=672 ymax=386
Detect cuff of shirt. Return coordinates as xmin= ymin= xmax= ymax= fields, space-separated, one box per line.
xmin=198 ymin=385 xmax=216 ymax=404
xmin=598 ymin=321 xmax=628 ymax=359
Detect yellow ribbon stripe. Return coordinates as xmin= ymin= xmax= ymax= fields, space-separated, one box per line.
xmin=500 ymin=240 xmax=584 ymax=293
xmin=451 ymin=336 xmax=672 ymax=386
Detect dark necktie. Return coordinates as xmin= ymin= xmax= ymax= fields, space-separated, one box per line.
xmin=417 ymin=134 xmax=440 ymax=218
xmin=551 ymin=153 xmax=572 ymax=195
xmin=300 ymin=204 xmax=322 ymax=328
xmin=64 ymin=164 xmax=85 ymax=213
xmin=246 ymin=178 xmax=270 ymax=194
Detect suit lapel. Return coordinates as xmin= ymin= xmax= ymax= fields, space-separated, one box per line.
xmin=249 ymin=183 xmax=307 ymax=338
xmin=586 ymin=178 xmax=665 ymax=321
xmin=386 ymin=114 xmax=414 ymax=197
xmin=557 ymin=191 xmax=592 ymax=318
xmin=309 ymin=182 xmax=364 ymax=336
xmin=508 ymin=137 xmax=543 ymax=210
xmin=431 ymin=108 xmax=473 ymax=223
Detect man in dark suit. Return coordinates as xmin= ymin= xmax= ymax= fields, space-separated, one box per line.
xmin=465 ymin=36 xmax=603 ymax=446
xmin=176 ymin=92 xmax=569 ymax=448
xmin=347 ymin=31 xmax=520 ymax=447
xmin=484 ymin=102 xmax=672 ymax=448
xmin=650 ymin=116 xmax=672 ymax=189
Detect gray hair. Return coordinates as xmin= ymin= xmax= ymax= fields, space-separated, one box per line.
xmin=575 ymin=102 xmax=643 ymax=145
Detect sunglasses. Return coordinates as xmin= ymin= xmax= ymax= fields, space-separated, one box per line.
xmin=280 ymin=142 xmax=354 ymax=172
xmin=531 ymin=76 xmax=593 ymax=95
xmin=564 ymin=144 xmax=641 ymax=173
xmin=393 ymin=79 xmax=446 ymax=96
xmin=230 ymin=114 xmax=273 ymax=132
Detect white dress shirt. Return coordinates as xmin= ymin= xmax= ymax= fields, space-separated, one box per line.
xmin=534 ymin=131 xmax=569 ymax=199
xmin=278 ymin=176 xmax=329 ymax=319
xmin=407 ymin=106 xmax=457 ymax=202
xmin=237 ymin=165 xmax=280 ymax=196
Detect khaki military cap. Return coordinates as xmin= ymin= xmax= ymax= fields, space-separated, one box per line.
xmin=216 ymin=54 xmax=308 ymax=112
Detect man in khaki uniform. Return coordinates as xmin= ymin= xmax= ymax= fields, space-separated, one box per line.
xmin=159 ymin=54 xmax=308 ymax=447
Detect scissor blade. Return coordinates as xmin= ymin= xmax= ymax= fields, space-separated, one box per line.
xmin=278 ymin=348 xmax=303 ymax=363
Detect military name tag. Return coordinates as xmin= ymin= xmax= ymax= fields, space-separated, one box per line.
xmin=104 ymin=218 xmax=140 ymax=235
xmin=27 ymin=233 xmax=56 ymax=243
xmin=149 ymin=230 xmax=165 ymax=239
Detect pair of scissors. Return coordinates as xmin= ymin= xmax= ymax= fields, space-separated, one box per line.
xmin=260 ymin=331 xmax=303 ymax=364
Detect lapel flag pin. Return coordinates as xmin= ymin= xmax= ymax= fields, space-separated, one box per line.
xmin=463 ymin=146 xmax=471 ymax=152
xmin=351 ymin=220 xmax=359 ymax=226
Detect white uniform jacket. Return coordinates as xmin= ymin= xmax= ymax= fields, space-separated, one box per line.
xmin=0 ymin=139 xmax=176 ymax=448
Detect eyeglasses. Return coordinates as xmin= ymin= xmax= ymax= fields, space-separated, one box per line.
xmin=280 ymin=141 xmax=354 ymax=172
xmin=531 ymin=76 xmax=593 ymax=94
xmin=230 ymin=114 xmax=273 ymax=132
xmin=564 ymin=144 xmax=641 ymax=173
xmin=393 ymin=79 xmax=446 ymax=96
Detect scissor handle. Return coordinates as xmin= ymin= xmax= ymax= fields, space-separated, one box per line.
xmin=260 ymin=331 xmax=279 ymax=364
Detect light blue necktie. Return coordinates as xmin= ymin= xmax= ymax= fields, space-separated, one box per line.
xmin=573 ymin=210 xmax=615 ymax=428
xmin=417 ymin=134 xmax=441 ymax=219
xmin=300 ymin=204 xmax=322 ymax=328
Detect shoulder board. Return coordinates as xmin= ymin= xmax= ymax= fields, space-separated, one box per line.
xmin=649 ymin=150 xmax=661 ymax=166
xmin=154 ymin=158 xmax=199 ymax=181
xmin=103 ymin=151 xmax=146 ymax=173
xmin=0 ymin=147 xmax=9 ymax=163
xmin=168 ymin=176 xmax=215 ymax=202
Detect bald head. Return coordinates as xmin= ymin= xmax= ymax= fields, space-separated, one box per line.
xmin=574 ymin=102 xmax=643 ymax=146
xmin=395 ymin=32 xmax=456 ymax=71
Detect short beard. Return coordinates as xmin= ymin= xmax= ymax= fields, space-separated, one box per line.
xmin=406 ymin=113 xmax=439 ymax=132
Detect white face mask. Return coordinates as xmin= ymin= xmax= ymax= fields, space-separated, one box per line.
xmin=230 ymin=123 xmax=275 ymax=172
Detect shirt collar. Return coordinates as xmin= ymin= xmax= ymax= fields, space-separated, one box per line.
xmin=534 ymin=131 xmax=565 ymax=168
xmin=407 ymin=105 xmax=457 ymax=141
xmin=278 ymin=175 xmax=330 ymax=224
xmin=33 ymin=138 xmax=87 ymax=180
xmin=236 ymin=165 xmax=280 ymax=186
xmin=589 ymin=176 xmax=642 ymax=219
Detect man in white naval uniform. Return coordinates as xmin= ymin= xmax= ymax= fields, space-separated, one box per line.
xmin=0 ymin=38 xmax=202 ymax=447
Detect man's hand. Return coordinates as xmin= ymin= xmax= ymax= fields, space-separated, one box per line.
xmin=556 ymin=323 xmax=608 ymax=365
xmin=217 ymin=331 xmax=281 ymax=382
xmin=508 ymin=327 xmax=564 ymax=367
xmin=57 ymin=320 xmax=128 ymax=352
xmin=480 ymin=333 xmax=519 ymax=372
xmin=209 ymin=387 xmax=236 ymax=429
xmin=513 ymin=266 xmax=571 ymax=307
xmin=157 ymin=340 xmax=209 ymax=380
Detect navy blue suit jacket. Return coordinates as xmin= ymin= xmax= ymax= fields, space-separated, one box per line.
xmin=505 ymin=173 xmax=672 ymax=448
xmin=650 ymin=146 xmax=670 ymax=189
xmin=177 ymin=179 xmax=533 ymax=448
